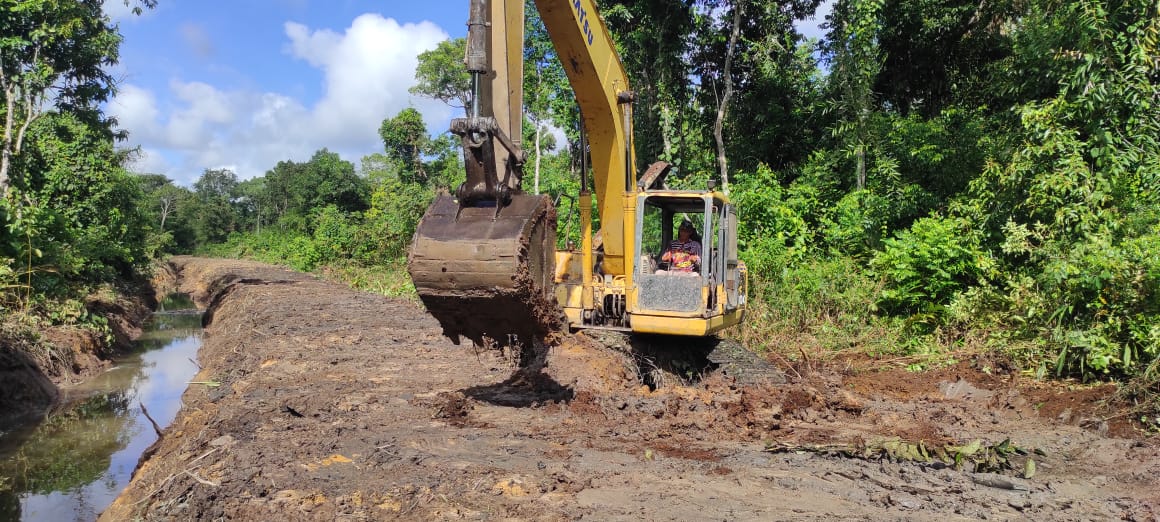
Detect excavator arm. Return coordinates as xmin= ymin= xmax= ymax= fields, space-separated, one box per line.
xmin=408 ymin=0 xmax=638 ymax=347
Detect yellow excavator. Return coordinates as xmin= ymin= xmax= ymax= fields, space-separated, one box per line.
xmin=408 ymin=0 xmax=747 ymax=348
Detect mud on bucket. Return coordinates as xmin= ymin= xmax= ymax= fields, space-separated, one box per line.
xmin=408 ymin=193 xmax=560 ymax=347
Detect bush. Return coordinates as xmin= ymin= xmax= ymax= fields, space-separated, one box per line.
xmin=732 ymin=164 xmax=812 ymax=277
xmin=1000 ymin=219 xmax=1160 ymax=378
xmin=871 ymin=215 xmax=990 ymax=320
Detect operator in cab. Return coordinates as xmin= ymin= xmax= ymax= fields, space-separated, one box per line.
xmin=659 ymin=219 xmax=701 ymax=274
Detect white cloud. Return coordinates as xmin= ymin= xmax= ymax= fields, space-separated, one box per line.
xmin=110 ymin=14 xmax=453 ymax=186
xmin=110 ymin=84 xmax=159 ymax=133
xmin=124 ymin=147 xmax=171 ymax=175
xmin=286 ymin=15 xmax=451 ymax=148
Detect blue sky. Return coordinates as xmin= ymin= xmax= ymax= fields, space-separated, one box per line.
xmin=103 ymin=1 xmax=829 ymax=186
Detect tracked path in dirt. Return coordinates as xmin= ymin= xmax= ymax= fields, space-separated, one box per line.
xmin=103 ymin=257 xmax=1158 ymax=521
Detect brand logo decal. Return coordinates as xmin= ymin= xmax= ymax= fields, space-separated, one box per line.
xmin=573 ymin=0 xmax=595 ymax=46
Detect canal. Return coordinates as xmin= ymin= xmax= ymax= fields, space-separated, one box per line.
xmin=0 ymin=294 xmax=202 ymax=521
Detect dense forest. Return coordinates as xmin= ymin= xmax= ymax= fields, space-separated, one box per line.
xmin=1 ymin=0 xmax=1157 ymax=416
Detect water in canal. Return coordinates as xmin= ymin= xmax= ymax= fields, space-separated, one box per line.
xmin=0 ymin=294 xmax=203 ymax=521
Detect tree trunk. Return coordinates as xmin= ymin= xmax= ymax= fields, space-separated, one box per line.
xmin=1 ymin=85 xmax=16 ymax=194
xmin=159 ymin=198 xmax=172 ymax=231
xmin=1 ymin=45 xmax=47 ymax=196
xmin=856 ymin=143 xmax=866 ymax=190
xmin=660 ymin=103 xmax=673 ymax=160
xmin=534 ymin=121 xmax=542 ymax=195
xmin=714 ymin=0 xmax=743 ymax=195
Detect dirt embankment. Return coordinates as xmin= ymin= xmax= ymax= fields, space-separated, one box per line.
xmin=0 ymin=273 xmax=156 ymax=426
xmin=104 ymin=257 xmax=1157 ymax=521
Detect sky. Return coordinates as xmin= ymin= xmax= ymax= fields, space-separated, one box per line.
xmin=103 ymin=1 xmax=830 ymax=187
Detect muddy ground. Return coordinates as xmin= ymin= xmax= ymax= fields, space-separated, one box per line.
xmin=102 ymin=257 xmax=1157 ymax=521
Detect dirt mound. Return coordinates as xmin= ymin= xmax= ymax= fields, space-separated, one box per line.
xmin=102 ymin=258 xmax=1158 ymax=521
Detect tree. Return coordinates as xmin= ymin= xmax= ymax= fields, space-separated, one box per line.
xmin=187 ymin=168 xmax=238 ymax=245
xmin=302 ymin=148 xmax=367 ymax=214
xmin=234 ymin=177 xmax=267 ymax=234
xmin=193 ymin=168 xmax=238 ymax=200
xmin=13 ymin=111 xmax=150 ymax=280
xmin=410 ymin=38 xmax=471 ymax=114
xmin=136 ymin=174 xmax=185 ymax=232
xmin=599 ymin=0 xmax=699 ymax=172
xmin=264 ymin=158 xmax=306 ymax=228
xmin=136 ymin=173 xmax=194 ymax=253
xmin=824 ymin=0 xmax=887 ymax=190
xmin=874 ymin=0 xmax=1017 ymax=118
xmin=262 ymin=149 xmax=367 ymax=233
xmin=712 ymin=0 xmax=744 ymax=194
xmin=0 ymin=0 xmax=128 ymax=193
xmin=715 ymin=0 xmax=827 ymax=174
xmin=378 ymin=108 xmax=430 ymax=184
xmin=524 ymin=6 xmax=571 ymax=194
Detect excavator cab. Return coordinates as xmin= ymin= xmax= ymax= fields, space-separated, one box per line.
xmin=552 ymin=187 xmax=746 ymax=337
xmin=628 ymin=190 xmax=746 ymax=336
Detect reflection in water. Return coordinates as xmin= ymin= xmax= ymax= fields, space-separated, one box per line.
xmin=0 ymin=297 xmax=202 ymax=521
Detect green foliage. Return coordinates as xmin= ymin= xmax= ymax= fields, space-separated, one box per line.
xmin=818 ymin=190 xmax=881 ymax=256
xmin=728 ymin=37 xmax=827 ymax=173
xmin=136 ymin=174 xmax=195 ymax=254
xmin=874 ymin=0 xmax=1016 ymax=117
xmin=825 ymin=0 xmax=886 ymax=190
xmin=883 ymin=108 xmax=997 ymax=203
xmin=184 ymin=168 xmax=239 ymax=245
xmin=0 ymin=112 xmax=150 ymax=307
xmin=410 ymin=38 xmax=471 ymax=113
xmin=953 ymin=0 xmax=1160 ymax=379
xmin=254 ymin=149 xmax=368 ymax=236
xmin=735 ymin=256 xmax=898 ymax=357
xmin=0 ymin=0 xmax=124 ymax=190
xmin=379 ymin=108 xmax=432 ymax=185
xmin=363 ymin=177 xmax=435 ymax=261
xmin=322 ymin=261 xmax=416 ymax=299
xmin=872 ymin=216 xmax=990 ymax=321
xmin=731 ymin=164 xmax=811 ymax=276
xmin=310 ymin=205 xmax=364 ymax=266
xmin=0 ymin=1 xmax=159 ymax=363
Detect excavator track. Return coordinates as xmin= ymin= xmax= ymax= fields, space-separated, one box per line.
xmin=408 ymin=193 xmax=560 ymax=347
xmin=581 ymin=330 xmax=785 ymax=388
xmin=705 ymin=339 xmax=787 ymax=386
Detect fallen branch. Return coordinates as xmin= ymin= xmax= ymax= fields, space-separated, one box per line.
xmin=184 ymin=470 xmax=221 ymax=487
xmin=765 ymin=436 xmax=1042 ymax=477
xmin=139 ymin=402 xmax=163 ymax=437
xmin=188 ymin=380 xmax=221 ymax=387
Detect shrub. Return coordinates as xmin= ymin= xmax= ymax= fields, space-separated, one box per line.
xmin=871 ymin=215 xmax=990 ymax=320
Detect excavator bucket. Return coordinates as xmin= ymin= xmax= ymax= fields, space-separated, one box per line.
xmin=408 ymin=193 xmax=559 ymax=347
